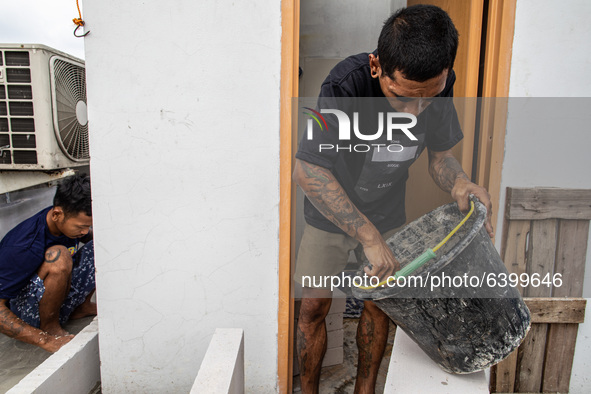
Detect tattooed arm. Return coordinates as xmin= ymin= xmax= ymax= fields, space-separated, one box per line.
xmin=293 ymin=159 xmax=400 ymax=279
xmin=0 ymin=298 xmax=72 ymax=352
xmin=428 ymin=149 xmax=494 ymax=237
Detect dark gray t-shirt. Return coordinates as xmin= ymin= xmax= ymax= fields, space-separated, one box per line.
xmin=296 ymin=52 xmax=463 ymax=233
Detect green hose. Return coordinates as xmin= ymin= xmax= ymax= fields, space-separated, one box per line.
xmin=395 ymin=249 xmax=437 ymax=278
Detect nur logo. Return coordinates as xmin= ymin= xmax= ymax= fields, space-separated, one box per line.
xmin=303 ymin=107 xmax=329 ymax=133
xmin=303 ymin=108 xmax=418 ymax=141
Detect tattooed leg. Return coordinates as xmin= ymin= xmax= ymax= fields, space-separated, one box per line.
xmin=297 ymin=288 xmax=332 ymax=394
xmin=355 ymin=301 xmax=390 ymax=394
xmin=37 ymin=245 xmax=73 ymax=336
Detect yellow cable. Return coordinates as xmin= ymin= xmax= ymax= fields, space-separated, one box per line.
xmin=433 ymin=200 xmax=474 ymax=252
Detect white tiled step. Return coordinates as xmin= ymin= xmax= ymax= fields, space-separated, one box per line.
xmin=384 ymin=329 xmax=488 ymax=393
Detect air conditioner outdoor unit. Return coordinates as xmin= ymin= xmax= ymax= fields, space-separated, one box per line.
xmin=0 ymin=44 xmax=89 ymax=170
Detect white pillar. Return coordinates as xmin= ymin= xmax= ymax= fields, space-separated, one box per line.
xmin=83 ymin=1 xmax=282 ymax=391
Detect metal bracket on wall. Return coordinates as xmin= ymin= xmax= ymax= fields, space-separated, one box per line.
xmin=0 ymin=169 xmax=75 ymax=195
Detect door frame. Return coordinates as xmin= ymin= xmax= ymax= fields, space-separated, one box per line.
xmin=477 ymin=0 xmax=517 ymax=236
xmin=277 ymin=1 xmax=516 ymax=392
xmin=278 ymin=0 xmax=299 ymax=392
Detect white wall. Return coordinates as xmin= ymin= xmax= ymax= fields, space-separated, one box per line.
xmin=82 ymin=1 xmax=281 ymax=392
xmin=497 ymin=1 xmax=591 ymax=392
xmin=508 ymin=0 xmax=591 ymax=97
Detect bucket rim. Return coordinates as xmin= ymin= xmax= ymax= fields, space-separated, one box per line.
xmin=352 ymin=196 xmax=488 ymax=299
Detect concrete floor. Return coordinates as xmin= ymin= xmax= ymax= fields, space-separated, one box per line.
xmin=0 ymin=316 xmax=95 ymax=394
xmin=293 ymin=317 xmax=396 ymax=393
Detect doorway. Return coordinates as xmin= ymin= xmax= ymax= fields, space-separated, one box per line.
xmin=279 ymin=1 xmax=516 ymax=392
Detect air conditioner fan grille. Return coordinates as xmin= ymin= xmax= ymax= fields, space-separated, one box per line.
xmin=52 ymin=58 xmax=89 ymax=161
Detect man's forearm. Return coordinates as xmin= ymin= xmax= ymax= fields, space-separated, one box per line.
xmin=0 ymin=299 xmax=50 ymax=347
xmin=293 ymin=159 xmax=381 ymax=245
xmin=428 ymin=149 xmax=470 ymax=193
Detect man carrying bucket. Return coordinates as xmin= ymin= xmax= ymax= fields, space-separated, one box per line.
xmin=293 ymin=5 xmax=494 ymax=393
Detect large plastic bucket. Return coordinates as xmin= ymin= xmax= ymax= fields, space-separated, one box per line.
xmin=351 ymin=199 xmax=531 ymax=374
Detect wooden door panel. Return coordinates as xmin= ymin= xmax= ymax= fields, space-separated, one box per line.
xmin=405 ymin=0 xmax=484 ymax=222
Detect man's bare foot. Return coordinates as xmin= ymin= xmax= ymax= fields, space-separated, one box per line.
xmin=41 ymin=323 xmax=71 ymax=337
xmin=40 ymin=333 xmax=75 ymax=353
xmin=70 ymin=301 xmax=97 ymax=320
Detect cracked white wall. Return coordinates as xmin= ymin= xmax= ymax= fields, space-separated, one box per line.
xmin=83 ymin=1 xmax=281 ymax=392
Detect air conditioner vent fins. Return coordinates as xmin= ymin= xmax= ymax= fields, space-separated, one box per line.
xmin=51 ymin=58 xmax=89 ymax=161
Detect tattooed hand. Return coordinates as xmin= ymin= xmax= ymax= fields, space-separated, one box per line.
xmin=428 ymin=149 xmax=494 ymax=238
xmin=362 ymin=238 xmax=401 ymax=281
xmin=451 ymin=177 xmax=494 ymax=237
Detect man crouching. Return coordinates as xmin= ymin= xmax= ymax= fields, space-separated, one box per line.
xmin=0 ymin=175 xmax=96 ymax=352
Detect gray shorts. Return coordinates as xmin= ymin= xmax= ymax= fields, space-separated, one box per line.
xmin=293 ymin=224 xmax=400 ymax=288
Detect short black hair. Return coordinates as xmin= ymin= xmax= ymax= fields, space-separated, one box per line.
xmin=53 ymin=175 xmax=92 ymax=217
xmin=377 ymin=5 xmax=459 ymax=82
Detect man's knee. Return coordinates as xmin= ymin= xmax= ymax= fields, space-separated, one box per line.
xmin=299 ymin=296 xmax=332 ymax=326
xmin=39 ymin=245 xmax=73 ymax=277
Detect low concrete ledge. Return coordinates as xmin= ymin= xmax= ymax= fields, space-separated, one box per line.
xmin=7 ymin=317 xmax=100 ymax=394
xmin=191 ymin=328 xmax=245 ymax=394
xmin=384 ymin=329 xmax=488 ymax=393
